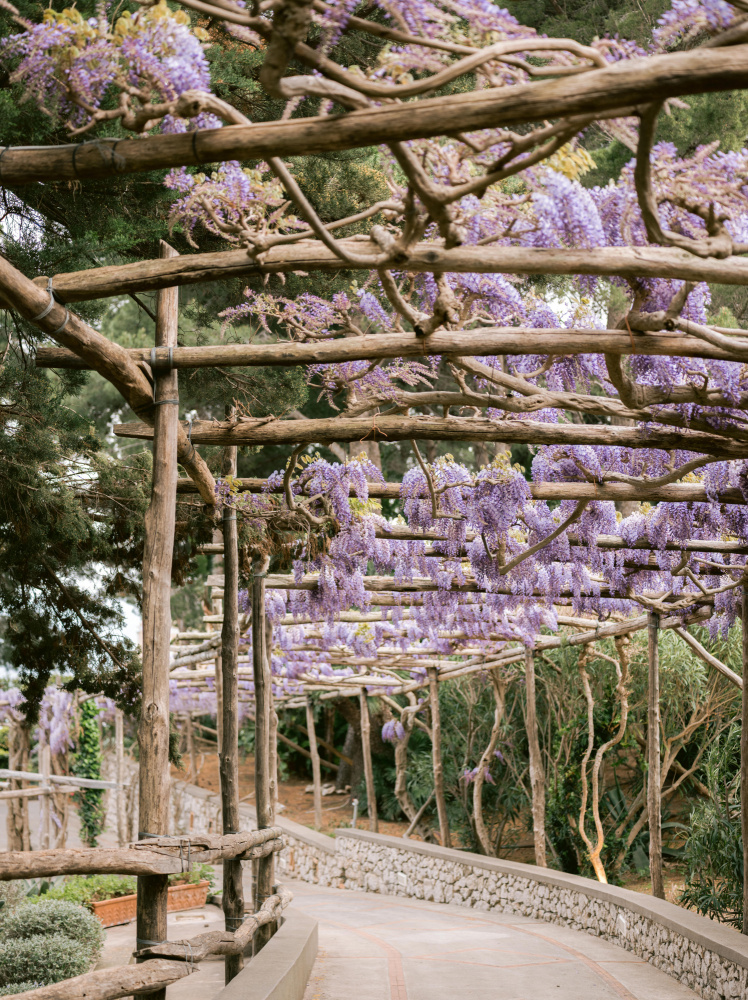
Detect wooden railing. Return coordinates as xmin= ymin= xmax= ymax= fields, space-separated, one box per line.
xmin=1 ymin=831 xmax=289 ymax=1000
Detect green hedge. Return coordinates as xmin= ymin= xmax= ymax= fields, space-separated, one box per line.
xmin=0 ymin=982 xmax=43 ymax=995
xmin=0 ymin=933 xmax=91 ymax=987
xmin=3 ymin=901 xmax=104 ymax=963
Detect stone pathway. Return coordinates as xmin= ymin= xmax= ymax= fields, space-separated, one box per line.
xmin=289 ymin=879 xmax=699 ymax=1000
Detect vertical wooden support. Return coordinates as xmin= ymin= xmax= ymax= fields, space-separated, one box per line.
xmin=647 ymin=612 xmax=664 ymax=899
xmin=115 ymin=709 xmax=126 ymax=848
xmin=136 ymin=242 xmax=179 ymax=991
xmin=219 ymin=440 xmax=243 ymax=983
xmin=359 ymin=689 xmax=378 ymax=832
xmin=252 ymin=561 xmax=274 ymax=952
xmin=39 ymin=743 xmax=51 ymax=850
xmin=186 ymin=714 xmax=197 ymax=782
xmin=741 ymin=589 xmax=748 ymax=934
xmin=269 ymin=691 xmax=279 ymax=811
xmin=7 ymin=721 xmax=31 ymax=851
xmin=427 ymin=668 xmax=450 ymax=849
xmin=305 ymin=696 xmax=323 ymax=831
xmin=524 ymin=649 xmax=547 ymax=867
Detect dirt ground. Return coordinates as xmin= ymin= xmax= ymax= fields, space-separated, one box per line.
xmin=178 ymin=749 xmax=410 ymax=839
xmin=178 ymin=749 xmax=691 ymax=908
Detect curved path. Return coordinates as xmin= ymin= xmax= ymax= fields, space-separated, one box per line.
xmin=289 ymin=879 xmax=698 ymax=1000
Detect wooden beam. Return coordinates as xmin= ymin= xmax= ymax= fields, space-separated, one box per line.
xmin=3 ymin=45 xmax=748 ymax=184
xmin=6 ymin=958 xmax=193 ymax=1000
xmin=39 ymin=328 xmax=748 ymax=370
xmin=114 ymin=414 xmax=748 ymax=459
xmin=29 ymin=237 xmax=748 ymax=306
xmin=177 ymin=476 xmax=748 ymax=507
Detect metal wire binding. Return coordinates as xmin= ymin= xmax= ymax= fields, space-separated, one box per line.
xmin=32 ymin=277 xmax=56 ymax=323
xmin=138 ymin=830 xmax=161 ymax=839
xmin=136 ymin=937 xmax=164 ymax=950
xmin=154 ymin=398 xmax=179 ymax=406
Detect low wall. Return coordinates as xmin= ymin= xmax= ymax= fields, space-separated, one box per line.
xmin=110 ymin=763 xmax=748 ymax=1000
xmin=279 ymin=827 xmax=748 ymax=1000
xmin=215 ymin=911 xmax=318 ymax=1000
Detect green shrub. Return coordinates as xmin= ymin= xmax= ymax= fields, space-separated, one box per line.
xmin=680 ymin=726 xmax=743 ymax=927
xmin=36 ymin=874 xmax=136 ymax=909
xmin=4 ymin=901 xmax=104 ymax=963
xmin=72 ymin=700 xmax=105 ymax=847
xmin=0 ymin=982 xmax=43 ymax=995
xmin=0 ymin=933 xmax=90 ymax=986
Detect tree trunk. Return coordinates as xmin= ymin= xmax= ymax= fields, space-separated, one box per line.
xmin=648 ymin=613 xmax=664 ymax=900
xmin=305 ymin=697 xmax=323 ymax=831
xmin=524 ymin=649 xmax=547 ymax=867
xmin=136 ymin=242 xmax=179 ymax=995
xmin=359 ymin=691 xmax=378 ymax=832
xmin=219 ymin=437 xmax=243 ymax=983
xmin=428 ymin=668 xmax=451 ymax=849
xmin=473 ymin=671 xmax=506 ymax=857
xmin=252 ymin=562 xmax=274 ymax=952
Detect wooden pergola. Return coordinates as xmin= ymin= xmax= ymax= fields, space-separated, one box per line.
xmin=2 ymin=4 xmax=748 ymax=998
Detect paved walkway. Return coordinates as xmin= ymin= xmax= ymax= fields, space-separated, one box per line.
xmin=289 ymin=879 xmax=698 ymax=1000
xmin=0 ymin=799 xmax=701 ymax=999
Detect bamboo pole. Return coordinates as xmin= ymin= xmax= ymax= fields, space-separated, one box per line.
xmin=114 ymin=413 xmax=748 ymax=459
xmin=136 ymin=242 xmax=180 ymax=994
xmin=5 ymin=45 xmax=748 ymax=184
xmin=647 ymin=612 xmax=664 ymax=900
xmin=359 ymin=690 xmax=378 ymax=833
xmin=115 ymin=709 xmax=126 ymax=848
xmin=741 ymin=587 xmax=748 ymax=935
xmin=305 ymin=696 xmax=323 ymax=831
xmin=524 ymin=649 xmax=547 ymax=867
xmin=427 ymin=667 xmax=451 ymax=849
xmin=252 ymin=561 xmax=274 ymax=953
xmin=219 ymin=437 xmax=243 ymax=983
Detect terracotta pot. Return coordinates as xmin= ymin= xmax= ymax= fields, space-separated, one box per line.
xmin=91 ymin=880 xmax=210 ymax=928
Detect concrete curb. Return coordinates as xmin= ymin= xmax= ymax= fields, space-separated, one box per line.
xmin=214 ymin=910 xmax=318 ymax=1000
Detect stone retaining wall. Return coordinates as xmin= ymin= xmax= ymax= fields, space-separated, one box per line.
xmin=277 ymin=826 xmax=748 ymax=1000
xmin=106 ymin=761 xmax=748 ymax=1000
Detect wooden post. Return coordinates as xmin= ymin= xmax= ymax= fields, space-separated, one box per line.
xmin=7 ymin=720 xmax=30 ymax=851
xmin=186 ymin=714 xmax=197 ymax=782
xmin=252 ymin=560 xmax=274 ymax=952
xmin=741 ymin=588 xmax=748 ymax=934
xmin=648 ymin=612 xmax=664 ymax=899
xmin=359 ymin=689 xmax=378 ymax=832
xmin=305 ymin=696 xmax=323 ymax=831
xmin=219 ymin=439 xmax=243 ymax=984
xmin=115 ymin=709 xmax=126 ymax=848
xmin=427 ymin=668 xmax=450 ymax=848
xmin=39 ymin=743 xmax=51 ymax=850
xmin=524 ymin=649 xmax=547 ymax=867
xmin=137 ymin=242 xmax=179 ymax=993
